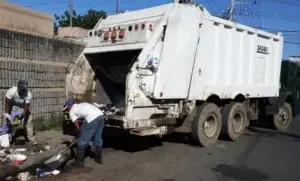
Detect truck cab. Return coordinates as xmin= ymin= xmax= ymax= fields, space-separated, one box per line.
xmin=263 ymin=60 xmax=300 ymax=132
xmin=280 ymin=60 xmax=300 ymax=116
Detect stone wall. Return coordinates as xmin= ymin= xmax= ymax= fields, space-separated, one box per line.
xmin=0 ymin=28 xmax=86 ymax=121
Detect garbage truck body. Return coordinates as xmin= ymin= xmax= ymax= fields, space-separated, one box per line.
xmin=83 ymin=2 xmax=293 ymax=147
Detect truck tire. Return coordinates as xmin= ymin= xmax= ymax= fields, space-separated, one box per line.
xmin=191 ymin=103 xmax=222 ymax=147
xmin=221 ymin=102 xmax=247 ymax=141
xmin=273 ymin=102 xmax=292 ymax=132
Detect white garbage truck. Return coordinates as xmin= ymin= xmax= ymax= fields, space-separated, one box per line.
xmin=83 ymin=1 xmax=291 ymax=147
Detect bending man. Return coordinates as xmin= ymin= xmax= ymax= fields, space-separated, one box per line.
xmin=4 ymin=80 xmax=34 ymax=142
xmin=63 ymin=98 xmax=105 ymax=167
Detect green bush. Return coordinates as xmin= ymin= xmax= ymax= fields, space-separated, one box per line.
xmin=33 ymin=113 xmax=64 ymax=131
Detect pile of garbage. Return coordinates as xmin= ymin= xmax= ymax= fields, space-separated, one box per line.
xmin=0 ymin=143 xmax=60 ymax=181
xmin=0 ymin=143 xmax=51 ymax=164
xmin=0 ymin=148 xmax=27 ymax=165
xmin=2 ymin=146 xmax=63 ymax=181
xmin=3 ymin=139 xmax=76 ymax=181
xmin=5 ymin=167 xmax=61 ymax=181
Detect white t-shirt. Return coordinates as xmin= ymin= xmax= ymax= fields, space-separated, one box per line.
xmin=69 ymin=103 xmax=104 ymax=123
xmin=5 ymin=86 xmax=32 ymax=112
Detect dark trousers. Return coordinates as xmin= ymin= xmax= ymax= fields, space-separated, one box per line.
xmin=77 ymin=116 xmax=105 ymax=149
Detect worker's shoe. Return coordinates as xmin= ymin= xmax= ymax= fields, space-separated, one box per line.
xmin=71 ymin=148 xmax=85 ymax=167
xmin=94 ymin=147 xmax=103 ymax=164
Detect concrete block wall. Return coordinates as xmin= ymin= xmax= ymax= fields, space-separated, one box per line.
xmin=0 ymin=28 xmax=86 ymax=121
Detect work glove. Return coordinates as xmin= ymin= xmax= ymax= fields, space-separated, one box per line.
xmin=3 ymin=113 xmax=11 ymax=121
xmin=19 ymin=113 xmax=25 ymax=120
xmin=3 ymin=113 xmax=12 ymax=130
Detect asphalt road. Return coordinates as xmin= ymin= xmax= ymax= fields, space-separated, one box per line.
xmin=36 ymin=117 xmax=300 ymax=181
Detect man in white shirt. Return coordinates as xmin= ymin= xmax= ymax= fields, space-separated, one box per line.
xmin=4 ymin=80 xmax=34 ymax=142
xmin=63 ymin=98 xmax=105 ymax=167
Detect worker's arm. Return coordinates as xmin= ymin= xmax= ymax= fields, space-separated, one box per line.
xmin=23 ymin=92 xmax=32 ymax=118
xmin=73 ymin=120 xmax=81 ymax=130
xmin=23 ymin=103 xmax=30 ymax=118
xmin=5 ymin=98 xmax=12 ymax=115
xmin=5 ymin=87 xmax=15 ymax=115
xmin=69 ymin=108 xmax=81 ymax=133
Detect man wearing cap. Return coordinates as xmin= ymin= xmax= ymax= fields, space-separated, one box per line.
xmin=63 ymin=98 xmax=105 ymax=167
xmin=4 ymin=80 xmax=34 ymax=142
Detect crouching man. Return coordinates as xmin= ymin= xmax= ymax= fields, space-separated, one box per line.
xmin=63 ymin=98 xmax=105 ymax=167
xmin=4 ymin=80 xmax=35 ymax=142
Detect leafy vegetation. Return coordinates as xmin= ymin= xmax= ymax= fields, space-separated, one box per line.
xmin=54 ymin=9 xmax=107 ymax=34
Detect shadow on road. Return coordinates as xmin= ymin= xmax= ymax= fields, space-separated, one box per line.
xmin=245 ymin=127 xmax=300 ymax=141
xmin=102 ymin=128 xmax=203 ymax=152
xmin=102 ymin=127 xmax=164 ymax=152
xmin=211 ymin=164 xmax=269 ymax=181
xmin=102 ymin=125 xmax=300 ymax=153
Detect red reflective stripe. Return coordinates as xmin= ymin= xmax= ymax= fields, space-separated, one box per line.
xmin=119 ymin=30 xmax=126 ymax=39
xmin=149 ymin=24 xmax=153 ymax=31
xmin=103 ymin=31 xmax=110 ymax=40
xmin=111 ymin=31 xmax=117 ymax=39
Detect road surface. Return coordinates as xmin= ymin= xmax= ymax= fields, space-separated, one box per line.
xmin=37 ymin=117 xmax=300 ymax=181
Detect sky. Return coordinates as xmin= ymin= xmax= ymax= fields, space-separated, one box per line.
xmin=6 ymin=0 xmax=300 ymax=59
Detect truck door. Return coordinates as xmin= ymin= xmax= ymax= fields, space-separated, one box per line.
xmin=152 ymin=6 xmax=203 ymax=99
xmin=293 ymin=64 xmax=300 ymax=114
xmin=187 ymin=19 xmax=206 ymax=100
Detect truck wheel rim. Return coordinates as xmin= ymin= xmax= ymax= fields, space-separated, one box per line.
xmin=233 ymin=112 xmax=243 ymax=133
xmin=203 ymin=114 xmax=217 ymax=138
xmin=278 ymin=108 xmax=289 ymax=125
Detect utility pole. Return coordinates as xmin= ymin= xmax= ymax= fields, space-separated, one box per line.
xmin=229 ymin=0 xmax=235 ymax=21
xmin=69 ymin=0 xmax=73 ymax=27
xmin=116 ymin=0 xmax=119 ymax=14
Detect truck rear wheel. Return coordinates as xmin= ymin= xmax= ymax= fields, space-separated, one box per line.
xmin=273 ymin=102 xmax=292 ymax=132
xmin=221 ymin=102 xmax=247 ymax=141
xmin=191 ymin=103 xmax=222 ymax=147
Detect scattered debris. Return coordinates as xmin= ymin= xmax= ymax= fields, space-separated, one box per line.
xmin=0 ymin=157 xmax=7 ymax=162
xmin=52 ymin=170 xmax=60 ymax=176
xmin=44 ymin=145 xmax=51 ymax=150
xmin=33 ymin=142 xmax=38 ymax=145
xmin=0 ymin=134 xmax=10 ymax=148
xmin=36 ymin=168 xmax=61 ymax=178
xmin=0 ymin=149 xmax=7 ymax=156
xmin=15 ymin=148 xmax=27 ymax=152
xmin=5 ymin=176 xmax=15 ymax=181
xmin=7 ymin=153 xmax=27 ymax=164
xmin=0 ymin=137 xmax=73 ymax=180
xmin=17 ymin=172 xmax=33 ymax=181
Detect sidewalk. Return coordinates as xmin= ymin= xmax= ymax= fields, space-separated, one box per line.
xmin=0 ymin=130 xmax=73 ymax=179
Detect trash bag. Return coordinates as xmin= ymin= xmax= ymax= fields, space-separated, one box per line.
xmin=0 ymin=118 xmax=10 ymax=136
xmin=10 ymin=111 xmax=24 ymax=138
xmin=0 ymin=111 xmax=24 ymax=136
